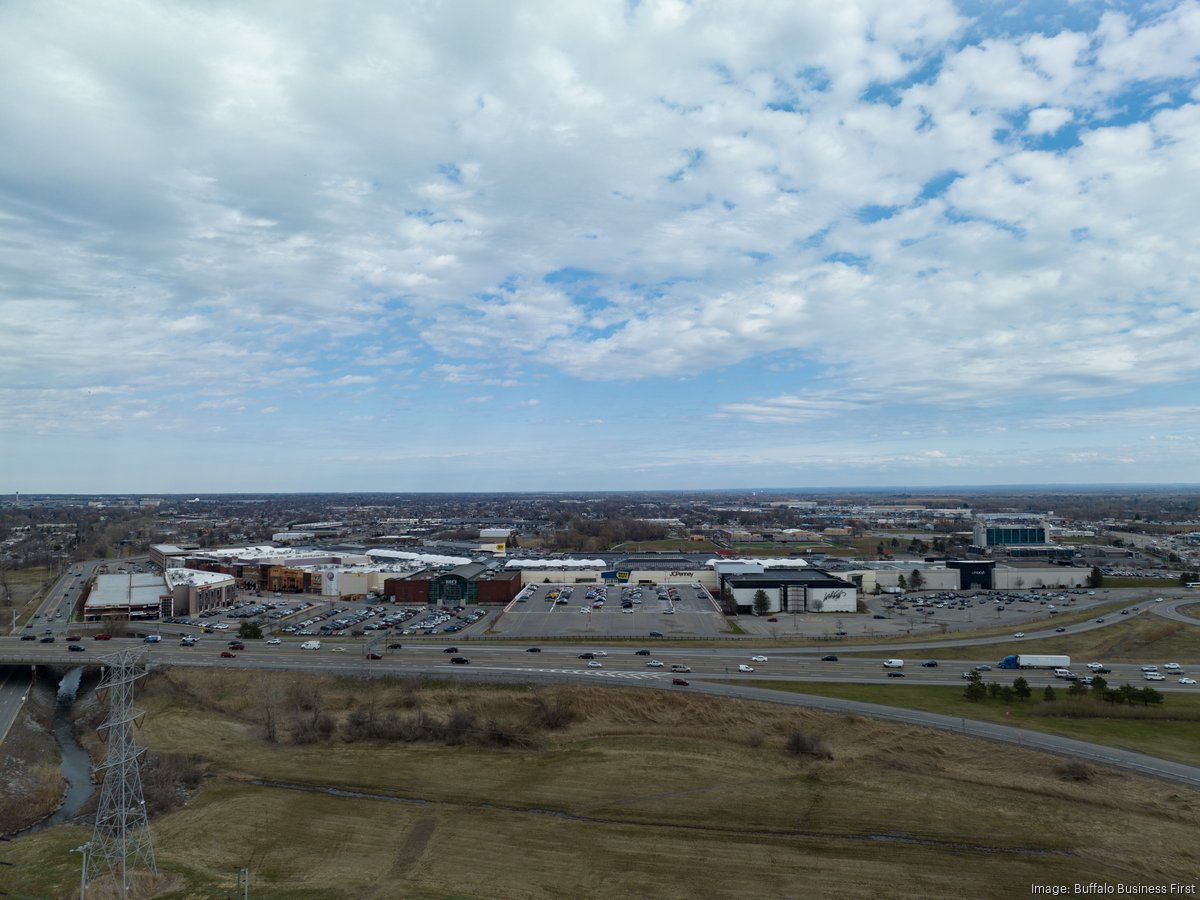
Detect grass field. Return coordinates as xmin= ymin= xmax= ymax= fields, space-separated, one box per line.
xmin=611 ymin=538 xmax=723 ymax=552
xmin=3 ymin=565 xmax=53 ymax=631
xmin=4 ymin=670 xmax=1199 ymax=898
xmin=749 ymin=680 xmax=1200 ymax=767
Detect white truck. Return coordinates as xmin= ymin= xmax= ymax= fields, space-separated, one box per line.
xmin=300 ymin=640 xmax=321 ymax=650
xmin=883 ymin=658 xmax=904 ymax=668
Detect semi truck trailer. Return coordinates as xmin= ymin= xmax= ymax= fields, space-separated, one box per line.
xmin=997 ymin=654 xmax=1070 ymax=669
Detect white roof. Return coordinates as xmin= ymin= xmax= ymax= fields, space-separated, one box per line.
xmin=504 ymin=559 xmax=606 ymax=568
xmin=87 ymin=573 xmax=165 ymax=608
xmin=367 ymin=549 xmax=472 ymax=566
xmin=706 ymin=558 xmax=808 ymax=568
xmin=164 ymin=568 xmax=235 ymax=588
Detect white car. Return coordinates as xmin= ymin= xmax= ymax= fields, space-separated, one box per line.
xmin=646 ymin=660 xmax=664 ymax=667
xmin=1086 ymin=662 xmax=1104 ymax=670
xmin=1144 ymin=672 xmax=1166 ymax=681
xmin=331 ymin=647 xmax=346 ymax=652
xmin=1140 ymin=665 xmax=1158 ymax=672
xmin=1164 ymin=663 xmax=1182 ymax=671
xmin=266 ymin=638 xmax=281 ymax=645
xmin=593 ymin=650 xmax=608 ymax=657
xmin=587 ymin=660 xmax=602 ymax=668
xmin=1179 ymin=677 xmax=1197 ymax=685
xmin=738 ymin=664 xmax=754 ymax=673
xmin=751 ymin=655 xmax=768 ymax=663
xmin=1012 ymin=632 xmax=1025 ymax=638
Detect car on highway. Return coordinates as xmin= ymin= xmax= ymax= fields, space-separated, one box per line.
xmin=578 ymin=652 xmax=595 ymax=659
xmin=1055 ymin=627 xmax=1066 ymax=633
xmin=220 ymin=651 xmax=236 ymax=658
xmin=887 ymin=672 xmax=905 ymax=678
xmin=450 ymin=657 xmax=470 ymax=664
xmin=587 ymin=660 xmax=602 ymax=668
xmin=821 ymin=655 xmax=838 ymax=662
xmin=751 ymin=655 xmax=768 ymax=662
xmin=961 ymin=671 xmax=975 ymax=679
xmin=20 ymin=634 xmax=35 ymax=641
xmin=1086 ymin=662 xmax=1104 ymax=670
xmin=1095 ymin=618 xmax=1106 ymax=623
xmin=593 ymin=650 xmax=608 ymax=657
xmin=671 ymin=678 xmax=689 ymax=686
xmin=1144 ymin=672 xmax=1166 ymax=681
xmin=266 ymin=638 xmax=281 ymax=645
xmin=737 ymin=664 xmax=754 ymax=673
xmin=229 ymin=642 xmax=245 ymax=651
xmin=330 ymin=647 xmax=346 ymax=653
xmin=1180 ymin=678 xmax=1198 ymax=685
xmin=646 ymin=660 xmax=664 ymax=667
xmin=975 ymin=664 xmax=992 ymax=671
xmin=1164 ymin=663 xmax=1183 ymax=672
xmin=366 ymin=653 xmax=382 ymax=660
xmin=69 ymin=644 xmax=85 ymax=652
xmin=635 ymin=649 xmax=651 ymax=656
xmin=443 ymin=647 xmax=459 ymax=653
xmin=39 ymin=636 xmax=55 ymax=643
xmin=649 ymin=631 xmax=663 ymax=638
xmin=1141 ymin=665 xmax=1159 ymax=672
xmin=921 ymin=661 xmax=939 ymax=668
xmin=66 ymin=635 xmax=81 ymax=642
xmin=387 ymin=643 xmax=403 ymax=650
xmin=1012 ymin=632 xmax=1025 ymax=638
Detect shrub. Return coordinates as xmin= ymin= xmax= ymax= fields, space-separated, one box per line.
xmin=785 ymin=731 xmax=833 ymax=760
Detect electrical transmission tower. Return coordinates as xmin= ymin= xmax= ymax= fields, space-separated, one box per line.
xmin=88 ymin=648 xmax=157 ymax=896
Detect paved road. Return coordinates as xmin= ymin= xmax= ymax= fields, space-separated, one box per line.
xmin=2 ymin=634 xmax=1199 ymax=790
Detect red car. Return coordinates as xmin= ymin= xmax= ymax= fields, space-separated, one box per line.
xmin=672 ymin=678 xmax=689 ymax=686
xmin=367 ymin=653 xmax=382 ymax=660
xmin=66 ymin=635 xmax=82 ymax=642
xmin=93 ymin=634 xmax=112 ymax=640
xmin=220 ymin=651 xmax=236 ymax=658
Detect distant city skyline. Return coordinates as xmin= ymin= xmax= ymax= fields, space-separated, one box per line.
xmin=3 ymin=1 xmax=1199 ymax=492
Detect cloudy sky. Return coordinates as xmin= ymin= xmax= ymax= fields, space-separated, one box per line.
xmin=2 ymin=0 xmax=1199 ymax=493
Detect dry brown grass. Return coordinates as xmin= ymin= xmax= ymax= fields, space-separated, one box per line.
xmin=0 ymin=682 xmax=66 ymax=834
xmin=6 ymin=667 xmax=1199 ymax=897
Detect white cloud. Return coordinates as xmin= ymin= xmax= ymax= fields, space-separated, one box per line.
xmin=2 ymin=0 xmax=1199 ymax=486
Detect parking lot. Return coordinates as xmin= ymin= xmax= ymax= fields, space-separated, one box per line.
xmin=487 ymin=582 xmax=729 ymax=639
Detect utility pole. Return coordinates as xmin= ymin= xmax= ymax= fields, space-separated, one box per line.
xmin=71 ymin=842 xmax=90 ymax=898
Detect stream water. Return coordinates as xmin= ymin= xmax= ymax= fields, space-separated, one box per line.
xmin=15 ymin=667 xmax=96 ymax=835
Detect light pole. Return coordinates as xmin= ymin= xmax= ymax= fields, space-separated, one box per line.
xmin=71 ymin=841 xmax=90 ymax=898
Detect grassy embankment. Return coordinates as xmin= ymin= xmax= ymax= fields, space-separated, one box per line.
xmin=4 ymin=565 xmax=53 ymax=632
xmin=749 ymin=680 xmax=1200 ymax=768
xmin=4 ymin=669 xmax=1199 ymax=898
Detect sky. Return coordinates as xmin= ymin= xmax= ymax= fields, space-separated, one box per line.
xmin=2 ymin=0 xmax=1199 ymax=493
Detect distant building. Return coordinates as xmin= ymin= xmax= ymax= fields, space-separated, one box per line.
xmin=973 ymin=521 xmax=1049 ymax=547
